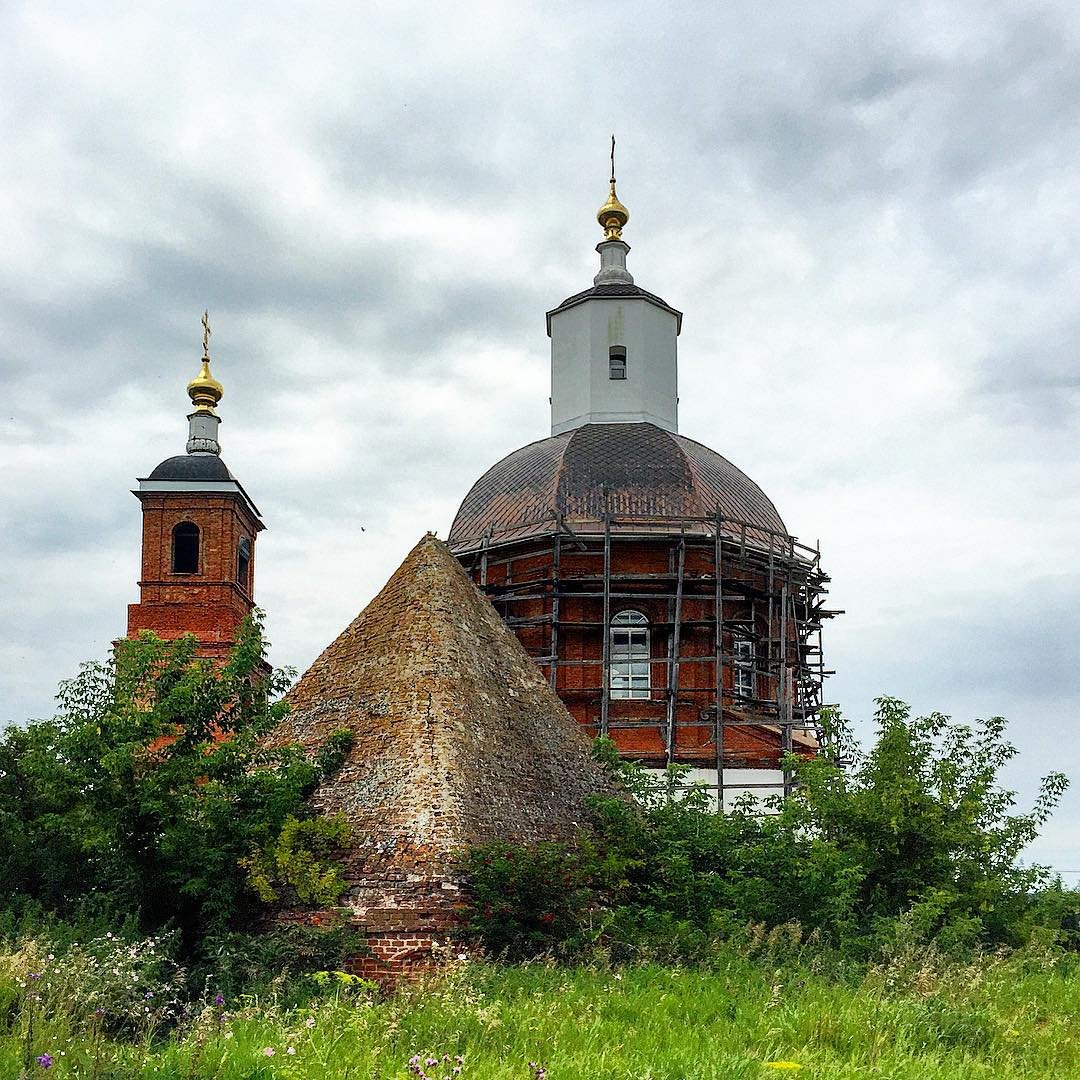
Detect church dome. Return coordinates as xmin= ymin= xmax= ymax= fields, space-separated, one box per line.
xmin=449 ymin=423 xmax=787 ymax=552
xmin=147 ymin=454 xmax=232 ymax=482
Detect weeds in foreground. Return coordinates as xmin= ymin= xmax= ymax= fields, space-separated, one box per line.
xmin=0 ymin=934 xmax=1075 ymax=1079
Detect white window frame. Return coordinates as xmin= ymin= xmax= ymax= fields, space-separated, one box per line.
xmin=733 ymin=635 xmax=755 ymax=700
xmin=610 ymin=609 xmax=650 ymax=699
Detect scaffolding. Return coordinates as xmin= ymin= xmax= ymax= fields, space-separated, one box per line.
xmin=451 ymin=509 xmax=839 ymax=807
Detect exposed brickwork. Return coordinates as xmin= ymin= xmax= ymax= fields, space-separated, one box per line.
xmin=271 ymin=534 xmax=618 ymax=980
xmin=126 ymin=491 xmax=263 ymax=658
xmin=346 ymin=933 xmax=446 ymax=983
xmin=457 ymin=536 xmax=816 ymax=770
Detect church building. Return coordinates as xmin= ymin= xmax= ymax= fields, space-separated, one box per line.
xmin=119 ymin=162 xmax=838 ymax=975
xmin=124 ymin=163 xmax=835 ymax=809
xmin=449 ymin=167 xmax=835 ymax=806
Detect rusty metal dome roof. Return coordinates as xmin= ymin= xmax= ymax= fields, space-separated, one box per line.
xmin=448 ymin=423 xmax=788 ymax=552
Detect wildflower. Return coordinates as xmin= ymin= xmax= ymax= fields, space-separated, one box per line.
xmin=426 ymin=1058 xmax=439 ymax=1067
xmin=214 ymin=993 xmax=225 ymax=1007
xmin=37 ymin=1053 xmax=54 ymax=1069
xmin=305 ymin=1016 xmax=316 ymax=1029
xmin=262 ymin=1047 xmax=275 ymax=1057
xmin=287 ymin=1046 xmax=296 ymax=1056
xmin=29 ymin=972 xmax=42 ymax=981
xmin=763 ymin=1064 xmax=802 ymax=1072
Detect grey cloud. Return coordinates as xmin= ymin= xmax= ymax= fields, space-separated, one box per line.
xmin=971 ymin=324 xmax=1080 ymax=427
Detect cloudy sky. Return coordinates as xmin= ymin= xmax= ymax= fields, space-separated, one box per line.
xmin=2 ymin=1 xmax=1077 ymax=874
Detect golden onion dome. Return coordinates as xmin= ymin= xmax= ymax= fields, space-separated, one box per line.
xmin=187 ymin=358 xmax=223 ymax=414
xmin=597 ymin=179 xmax=629 ymax=241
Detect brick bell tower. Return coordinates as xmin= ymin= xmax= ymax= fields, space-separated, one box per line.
xmin=127 ymin=314 xmax=265 ymax=661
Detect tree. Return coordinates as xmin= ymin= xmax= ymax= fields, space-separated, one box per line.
xmin=0 ymin=617 xmax=351 ymax=948
xmin=780 ymin=697 xmax=1069 ymax=945
xmin=461 ymin=700 xmax=1070 ymax=958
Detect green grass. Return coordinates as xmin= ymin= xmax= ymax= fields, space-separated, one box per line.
xmin=2 ymin=950 xmax=1077 ymax=1079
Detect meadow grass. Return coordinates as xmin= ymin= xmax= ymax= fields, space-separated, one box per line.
xmin=1 ymin=948 xmax=1076 ymax=1079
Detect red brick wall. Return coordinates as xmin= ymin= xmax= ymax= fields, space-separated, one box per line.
xmin=466 ymin=537 xmax=805 ymax=769
xmin=127 ymin=492 xmax=261 ymax=657
xmin=346 ymin=932 xmax=447 ymax=983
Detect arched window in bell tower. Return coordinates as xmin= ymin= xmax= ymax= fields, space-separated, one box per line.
xmin=171 ymin=522 xmax=200 ymax=574
xmin=237 ymin=536 xmax=252 ymax=592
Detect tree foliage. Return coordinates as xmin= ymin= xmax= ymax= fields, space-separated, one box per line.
xmin=0 ymin=617 xmax=351 ymax=947
xmin=461 ymin=698 xmax=1071 ymax=960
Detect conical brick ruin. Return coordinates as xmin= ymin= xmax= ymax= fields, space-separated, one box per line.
xmin=273 ymin=534 xmax=616 ymax=977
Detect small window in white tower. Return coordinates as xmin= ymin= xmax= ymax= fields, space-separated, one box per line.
xmin=609 ymin=346 xmax=627 ymax=380
xmin=734 ymin=635 xmax=756 ymax=700
xmin=610 ymin=610 xmax=650 ymax=698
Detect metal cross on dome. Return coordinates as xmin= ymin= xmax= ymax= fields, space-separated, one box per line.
xmin=201 ymin=310 xmax=212 ymax=358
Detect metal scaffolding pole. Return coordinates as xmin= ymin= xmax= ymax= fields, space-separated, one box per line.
xmin=714 ymin=512 xmax=725 ymax=811
xmin=600 ymin=511 xmax=612 ymax=738
xmin=666 ymin=534 xmax=686 ymax=766
xmin=550 ymin=516 xmax=561 ymax=691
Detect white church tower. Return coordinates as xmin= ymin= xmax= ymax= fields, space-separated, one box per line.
xmin=546 ymin=145 xmax=682 ymax=436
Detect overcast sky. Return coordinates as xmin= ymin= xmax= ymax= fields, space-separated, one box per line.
xmin=2 ymin=1 xmax=1077 ymax=875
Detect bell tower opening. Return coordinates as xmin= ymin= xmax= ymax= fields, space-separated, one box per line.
xmin=171 ymin=522 xmax=200 ymax=574
xmin=609 ymin=346 xmax=627 ymax=380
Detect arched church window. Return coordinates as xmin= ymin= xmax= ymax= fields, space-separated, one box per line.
xmin=609 ymin=345 xmax=627 ymax=380
xmin=733 ymin=634 xmax=756 ymax=700
xmin=237 ymin=537 xmax=251 ymax=591
xmin=172 ymin=522 xmax=200 ymax=574
xmin=610 ymin=609 xmax=650 ymax=698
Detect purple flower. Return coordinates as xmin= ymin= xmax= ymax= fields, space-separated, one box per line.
xmin=36 ymin=1053 xmax=54 ymax=1069
xmin=214 ymin=993 xmax=225 ymax=1007
xmin=29 ymin=972 xmax=42 ymax=981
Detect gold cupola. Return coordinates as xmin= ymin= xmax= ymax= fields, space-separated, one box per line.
xmin=187 ymin=310 xmax=224 ymax=414
xmin=597 ymin=181 xmax=629 ymax=241
xmin=597 ymin=136 xmax=629 ymax=241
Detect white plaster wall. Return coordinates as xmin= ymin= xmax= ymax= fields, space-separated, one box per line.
xmin=643 ymin=767 xmax=787 ymax=813
xmin=550 ymin=297 xmax=678 ymax=435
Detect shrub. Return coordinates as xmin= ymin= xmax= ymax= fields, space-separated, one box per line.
xmin=781 ymin=699 xmax=1069 ymax=948
xmin=460 ymin=699 xmax=1069 ymax=962
xmin=0 ymin=615 xmax=353 ymax=953
xmin=458 ymin=840 xmax=598 ymax=960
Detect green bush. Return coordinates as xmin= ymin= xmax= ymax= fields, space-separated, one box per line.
xmin=460 ymin=698 xmax=1070 ymax=962
xmin=0 ymin=616 xmax=353 ymax=956
xmin=458 ymin=840 xmax=598 ymax=960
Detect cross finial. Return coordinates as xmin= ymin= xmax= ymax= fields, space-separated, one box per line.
xmin=610 ymin=134 xmax=616 ymax=184
xmin=201 ymin=310 xmax=212 ymax=359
